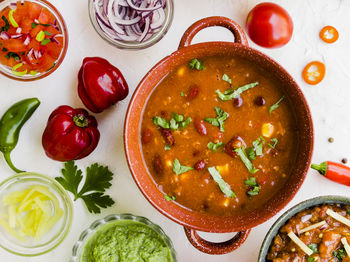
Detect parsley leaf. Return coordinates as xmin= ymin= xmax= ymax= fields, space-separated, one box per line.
xmin=207 ymin=142 xmax=224 ymax=152
xmin=189 ymin=58 xmax=205 ymax=70
xmin=164 ymin=144 xmax=171 ymax=151
xmin=333 ymin=248 xmax=346 ymax=261
xmin=172 ymin=158 xmax=193 ymax=175
xmin=205 ymin=107 xmax=229 ymax=132
xmin=216 ymin=82 xmax=259 ymax=101
xmin=55 ymin=161 xmax=115 ymax=214
xmin=180 ymin=92 xmax=184 ymax=97
xmin=153 ymin=116 xmax=170 ymax=129
xmin=208 ymin=167 xmax=236 ymax=198
xmin=268 ymin=138 xmax=278 ymax=149
xmin=222 ymin=74 xmax=232 ymax=84
xmin=153 ymin=113 xmax=191 ymax=130
xmin=164 ymin=194 xmax=176 ymax=201
xmin=31 ymin=22 xmax=51 ymax=29
xmin=1 ymin=16 xmax=10 ymax=32
xmin=307 ymin=257 xmax=316 ymax=262
xmin=235 ymin=147 xmax=259 ymax=174
xmin=269 ymin=96 xmax=285 ymax=114
xmin=252 ymin=137 xmax=264 ymax=156
xmin=246 ymin=147 xmax=256 ymax=160
xmin=308 ymin=243 xmax=318 ymax=254
xmin=244 ymin=177 xmax=260 ymax=197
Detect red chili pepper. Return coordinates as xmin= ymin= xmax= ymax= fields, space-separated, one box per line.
xmin=78 ymin=57 xmax=129 ymax=113
xmin=42 ymin=105 xmax=100 ymax=161
xmin=311 ymin=161 xmax=350 ymax=186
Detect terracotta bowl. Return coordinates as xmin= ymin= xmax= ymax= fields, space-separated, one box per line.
xmin=124 ymin=16 xmax=314 ymax=255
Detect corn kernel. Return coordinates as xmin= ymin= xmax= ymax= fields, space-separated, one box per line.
xmin=177 ymin=66 xmax=186 ymax=77
xmin=223 ymin=198 xmax=230 ymax=207
xmin=166 ymin=160 xmax=172 ymax=167
xmin=262 ymin=123 xmax=274 ymax=138
xmin=216 ymin=164 xmax=229 ymax=174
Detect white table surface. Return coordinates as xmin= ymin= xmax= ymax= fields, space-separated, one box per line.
xmin=1 ymin=0 xmax=350 ymax=261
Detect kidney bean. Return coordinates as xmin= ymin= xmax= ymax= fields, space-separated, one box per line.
xmin=233 ymin=96 xmax=243 ymax=108
xmin=194 ymin=160 xmax=206 ymax=170
xmin=225 ymin=136 xmax=246 ymax=158
xmin=254 ymin=96 xmax=266 ymax=106
xmin=141 ymin=128 xmax=152 ymax=144
xmin=187 ymin=85 xmax=200 ymax=100
xmin=153 ymin=154 xmax=163 ymax=174
xmin=194 ymin=117 xmax=207 ymax=136
xmin=160 ymin=128 xmax=175 ymax=146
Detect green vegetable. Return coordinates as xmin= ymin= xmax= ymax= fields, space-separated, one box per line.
xmin=347 ymin=209 xmax=350 ymax=215
xmin=268 ymin=138 xmax=278 ymax=149
xmin=246 ymin=147 xmax=256 ymax=160
xmin=269 ymin=96 xmax=285 ymax=114
xmin=222 ymin=74 xmax=232 ymax=84
xmin=0 ymin=98 xmax=40 ymax=173
xmin=36 ymin=30 xmax=45 ymax=42
xmin=12 ymin=63 xmax=27 ymax=76
xmin=333 ymin=248 xmax=346 ymax=261
xmin=41 ymin=39 xmax=51 ymax=45
xmin=1 ymin=16 xmax=10 ymax=32
xmin=178 ymin=116 xmax=191 ymax=128
xmin=152 ymin=116 xmax=169 ymax=129
xmin=180 ymin=92 xmax=184 ymax=97
xmin=172 ymin=158 xmax=193 ymax=175
xmin=207 ymin=142 xmax=224 ymax=152
xmin=2 ymin=47 xmax=8 ymax=52
xmin=153 ymin=113 xmax=191 ymax=130
xmin=308 ymin=243 xmax=318 ymax=254
xmin=31 ymin=22 xmax=50 ymax=29
xmin=216 ymin=82 xmax=259 ymax=101
xmin=244 ymin=177 xmax=260 ymax=197
xmin=8 ymin=10 xmax=18 ymax=28
xmin=235 ymin=147 xmax=259 ymax=174
xmin=164 ymin=144 xmax=171 ymax=151
xmin=55 ymin=161 xmax=115 ymax=214
xmin=164 ymin=195 xmax=175 ymax=201
xmin=44 ymin=30 xmax=52 ymax=36
xmin=5 ymin=52 xmax=20 ymax=61
xmin=189 ymin=58 xmax=205 ymax=70
xmin=307 ymin=257 xmax=315 ymax=262
xmin=204 ymin=107 xmax=229 ymax=132
xmin=208 ymin=167 xmax=236 ymax=198
xmin=252 ymin=137 xmax=264 ymax=156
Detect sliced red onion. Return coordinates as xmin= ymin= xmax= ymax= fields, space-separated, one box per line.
xmin=150 ymin=8 xmax=164 ymax=29
xmin=27 ymin=48 xmax=34 ymax=61
xmin=137 ymin=16 xmax=150 ymax=42
xmin=34 ymin=19 xmax=39 ymax=24
xmin=11 ymin=34 xmax=22 ymax=39
xmin=24 ymin=35 xmax=31 ymax=46
xmin=50 ymin=34 xmax=63 ymax=44
xmin=0 ymin=31 xmax=10 ymax=40
xmin=16 ymin=27 xmax=22 ymax=34
xmin=9 ymin=2 xmax=17 ymax=9
xmin=300 ymin=214 xmax=312 ymax=223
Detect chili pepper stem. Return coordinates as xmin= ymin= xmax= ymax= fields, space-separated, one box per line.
xmin=311 ymin=162 xmax=328 ymax=176
xmin=3 ymin=152 xmax=24 ymax=173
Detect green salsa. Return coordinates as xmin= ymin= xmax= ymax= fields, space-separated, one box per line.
xmin=82 ymin=220 xmax=172 ymax=262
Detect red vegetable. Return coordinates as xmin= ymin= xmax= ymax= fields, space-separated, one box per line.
xmin=246 ymin=2 xmax=293 ymax=48
xmin=311 ymin=161 xmax=350 ymax=186
xmin=42 ymin=105 xmax=100 ymax=161
xmin=78 ymin=57 xmax=129 ymax=113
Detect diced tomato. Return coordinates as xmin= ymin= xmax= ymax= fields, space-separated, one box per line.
xmin=30 ymin=24 xmax=44 ymax=38
xmin=44 ymin=26 xmax=61 ymax=36
xmin=3 ymin=38 xmax=26 ymax=52
xmin=20 ymin=18 xmax=33 ymax=33
xmin=38 ymin=8 xmax=54 ymax=24
xmin=37 ymin=54 xmax=55 ymax=72
xmin=26 ymin=2 xmax=43 ymax=20
xmin=46 ymin=42 xmax=62 ymax=59
xmin=0 ymin=54 xmax=18 ymax=68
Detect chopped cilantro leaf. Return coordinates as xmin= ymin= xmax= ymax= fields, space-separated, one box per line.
xmin=173 ymin=113 xmax=184 ymax=122
xmin=307 ymin=257 xmax=316 ymax=262
xmin=164 ymin=144 xmax=171 ymax=151
xmin=2 ymin=47 xmax=8 ymax=52
xmin=32 ymin=22 xmax=51 ymax=29
xmin=235 ymin=147 xmax=259 ymax=174
xmin=244 ymin=177 xmax=260 ymax=197
xmin=246 ymin=147 xmax=256 ymax=160
xmin=216 ymin=82 xmax=259 ymax=101
xmin=222 ymin=73 xmax=232 ymax=84
xmin=153 ymin=116 xmax=170 ymax=129
xmin=41 ymin=38 xmax=51 ymax=45
xmin=308 ymin=243 xmax=318 ymax=254
xmin=180 ymin=92 xmax=184 ymax=97
xmin=347 ymin=209 xmax=350 ymax=215
xmin=178 ymin=117 xmax=191 ymax=128
xmin=5 ymin=52 xmax=20 ymax=61
xmin=169 ymin=118 xmax=178 ymax=130
xmin=268 ymin=138 xmax=278 ymax=149
xmin=244 ymin=177 xmax=258 ymax=187
xmin=172 ymin=158 xmax=193 ymax=175
xmin=252 ymin=137 xmax=264 ymax=156
xmin=207 ymin=142 xmax=224 ymax=152
xmin=1 ymin=16 xmax=10 ymax=32
xmin=333 ymin=248 xmax=346 ymax=261
xmin=269 ymin=96 xmax=285 ymax=114
xmin=153 ymin=114 xmax=191 ymax=130
xmin=204 ymin=107 xmax=229 ymax=132
xmin=208 ymin=167 xmax=236 ymax=198
xmin=189 ymin=58 xmax=205 ymax=70
xmin=44 ymin=30 xmax=52 ymax=36
xmin=164 ymin=194 xmax=176 ymax=201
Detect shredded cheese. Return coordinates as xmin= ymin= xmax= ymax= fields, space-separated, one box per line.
xmin=326 ymin=209 xmax=350 ymax=227
xmin=287 ymin=231 xmax=313 ymax=256
xmin=341 ymin=237 xmax=350 ymax=258
xmin=299 ymin=221 xmax=327 ymax=234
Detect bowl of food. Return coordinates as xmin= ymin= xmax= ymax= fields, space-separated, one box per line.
xmin=0 ymin=0 xmax=68 ymax=81
xmin=71 ymin=213 xmax=177 ymax=262
xmin=258 ymin=195 xmax=350 ymax=262
xmin=88 ymin=0 xmax=174 ymax=50
xmin=124 ymin=16 xmax=313 ymax=254
xmin=0 ymin=173 xmax=73 ymax=256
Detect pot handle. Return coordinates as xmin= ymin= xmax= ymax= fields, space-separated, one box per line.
xmin=178 ymin=16 xmax=248 ymax=49
xmin=184 ymin=227 xmax=251 ymax=255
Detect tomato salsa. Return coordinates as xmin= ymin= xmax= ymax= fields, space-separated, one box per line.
xmin=0 ymin=1 xmax=64 ymax=76
xmin=141 ymin=55 xmax=299 ymax=216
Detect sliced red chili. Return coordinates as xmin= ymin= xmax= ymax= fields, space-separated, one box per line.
xmin=319 ymin=26 xmax=339 ymax=44
xmin=302 ymin=61 xmax=325 ymax=85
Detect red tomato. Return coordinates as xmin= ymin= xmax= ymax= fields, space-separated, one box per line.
xmin=246 ymin=2 xmax=293 ymax=48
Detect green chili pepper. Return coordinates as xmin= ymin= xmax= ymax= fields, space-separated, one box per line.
xmin=0 ymin=98 xmax=40 ymax=173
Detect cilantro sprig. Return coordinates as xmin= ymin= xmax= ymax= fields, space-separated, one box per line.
xmin=189 ymin=58 xmax=205 ymax=70
xmin=208 ymin=167 xmax=236 ymax=198
xmin=172 ymin=158 xmax=193 ymax=175
xmin=1 ymin=16 xmax=10 ymax=32
xmin=216 ymin=82 xmax=259 ymax=101
xmin=153 ymin=113 xmax=191 ymax=130
xmin=164 ymin=194 xmax=176 ymax=201
xmin=235 ymin=147 xmax=259 ymax=174
xmin=204 ymin=107 xmax=229 ymax=132
xmin=222 ymin=74 xmax=232 ymax=84
xmin=268 ymin=138 xmax=278 ymax=149
xmin=244 ymin=177 xmax=260 ymax=197
xmin=269 ymin=96 xmax=285 ymax=114
xmin=55 ymin=161 xmax=115 ymax=214
xmin=207 ymin=141 xmax=224 ymax=152
xmin=333 ymin=248 xmax=346 ymax=261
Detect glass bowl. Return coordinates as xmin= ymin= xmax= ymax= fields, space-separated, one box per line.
xmin=0 ymin=173 xmax=73 ymax=256
xmin=71 ymin=213 xmax=177 ymax=262
xmin=0 ymin=0 xmax=68 ymax=81
xmin=88 ymin=0 xmax=174 ymax=50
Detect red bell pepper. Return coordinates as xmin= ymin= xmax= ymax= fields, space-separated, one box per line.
xmin=42 ymin=105 xmax=100 ymax=161
xmin=78 ymin=57 xmax=129 ymax=113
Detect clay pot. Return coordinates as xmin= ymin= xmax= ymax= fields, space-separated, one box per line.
xmin=124 ymin=16 xmax=313 ymax=255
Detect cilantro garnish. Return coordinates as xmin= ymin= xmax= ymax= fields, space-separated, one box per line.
xmin=347 ymin=209 xmax=350 ymax=215
xmin=244 ymin=177 xmax=260 ymax=197
xmin=153 ymin=113 xmax=191 ymax=130
xmin=235 ymin=147 xmax=259 ymax=174
xmin=2 ymin=47 xmax=8 ymax=52
xmin=44 ymin=30 xmax=52 ymax=36
xmin=308 ymin=243 xmax=318 ymax=254
xmin=208 ymin=167 xmax=236 ymax=198
xmin=164 ymin=144 xmax=171 ymax=151
xmin=269 ymin=96 xmax=285 ymax=114
xmin=268 ymin=138 xmax=278 ymax=149
xmin=180 ymin=92 xmax=184 ymax=97
xmin=333 ymin=248 xmax=346 ymax=261
xmin=1 ymin=16 xmax=10 ymax=32
xmin=189 ymin=58 xmax=205 ymax=70
xmin=164 ymin=194 xmax=176 ymax=201
xmin=55 ymin=161 xmax=115 ymax=214
xmin=307 ymin=257 xmax=316 ymax=262
xmin=153 ymin=116 xmax=169 ymax=129
xmin=222 ymin=74 xmax=232 ymax=84
xmin=31 ymin=22 xmax=51 ymax=29
xmin=204 ymin=107 xmax=229 ymax=132
xmin=41 ymin=39 xmax=51 ymax=45
xmin=246 ymin=147 xmax=256 ymax=160
xmin=5 ymin=52 xmax=20 ymax=61
xmin=207 ymin=142 xmax=224 ymax=152
xmin=253 ymin=137 xmax=265 ymax=156
xmin=172 ymin=158 xmax=193 ymax=175
xmin=216 ymin=82 xmax=259 ymax=101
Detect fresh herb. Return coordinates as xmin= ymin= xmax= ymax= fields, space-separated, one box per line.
xmin=172 ymin=158 xmax=193 ymax=175
xmin=307 ymin=257 xmax=316 ymax=262
xmin=41 ymin=38 xmax=51 ymax=45
xmin=164 ymin=144 xmax=171 ymax=151
xmin=152 ymin=116 xmax=170 ymax=129
xmin=31 ymin=22 xmax=51 ymax=29
xmin=180 ymin=92 xmax=184 ymax=97
xmin=5 ymin=52 xmax=20 ymax=61
xmin=347 ymin=209 xmax=350 ymax=215
xmin=164 ymin=194 xmax=176 ymax=201
xmin=204 ymin=107 xmax=229 ymax=132
xmin=308 ymin=243 xmax=318 ymax=254
xmin=235 ymin=147 xmax=259 ymax=174
xmin=208 ymin=167 xmax=236 ymax=198
xmin=2 ymin=47 xmax=8 ymax=52
xmin=268 ymin=138 xmax=278 ymax=149
xmin=244 ymin=177 xmax=260 ymax=197
xmin=269 ymin=96 xmax=285 ymax=114
xmin=246 ymin=147 xmax=256 ymax=160
xmin=333 ymin=248 xmax=346 ymax=261
xmin=216 ymin=82 xmax=259 ymax=101
xmin=1 ymin=16 xmax=10 ymax=32
xmin=20 ymin=51 xmax=25 ymax=55
xmin=252 ymin=137 xmax=264 ymax=156
xmin=153 ymin=113 xmax=191 ymax=130
xmin=222 ymin=74 xmax=232 ymax=84
xmin=55 ymin=161 xmax=115 ymax=214
xmin=189 ymin=58 xmax=205 ymax=70
xmin=44 ymin=30 xmax=52 ymax=36
xmin=207 ymin=142 xmax=224 ymax=152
